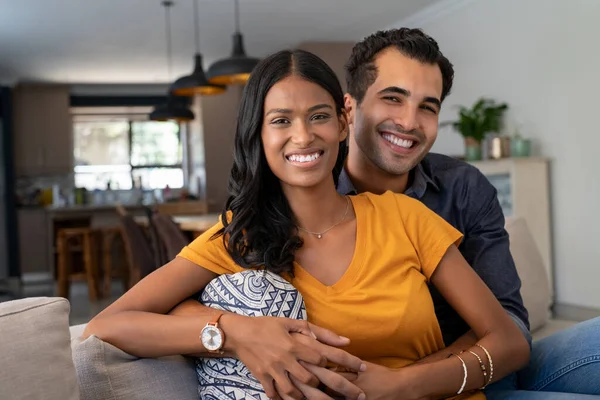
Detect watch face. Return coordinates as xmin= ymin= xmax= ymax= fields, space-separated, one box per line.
xmin=201 ymin=325 xmax=223 ymax=351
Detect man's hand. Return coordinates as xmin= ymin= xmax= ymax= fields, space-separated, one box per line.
xmin=336 ymin=361 xmax=422 ymax=400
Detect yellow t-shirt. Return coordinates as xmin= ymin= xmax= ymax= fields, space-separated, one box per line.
xmin=178 ymin=191 xmax=483 ymax=399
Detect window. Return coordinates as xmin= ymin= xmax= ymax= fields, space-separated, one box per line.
xmin=73 ymin=111 xmax=184 ymax=191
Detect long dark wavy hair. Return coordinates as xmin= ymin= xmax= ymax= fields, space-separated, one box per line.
xmin=214 ymin=49 xmax=348 ymax=276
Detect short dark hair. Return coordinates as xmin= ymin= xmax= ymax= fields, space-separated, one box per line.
xmin=216 ymin=49 xmax=348 ymax=276
xmin=345 ymin=28 xmax=454 ymax=104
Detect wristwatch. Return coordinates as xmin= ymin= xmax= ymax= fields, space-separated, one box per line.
xmin=200 ymin=312 xmax=225 ymax=353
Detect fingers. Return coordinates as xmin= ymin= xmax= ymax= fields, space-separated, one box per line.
xmin=336 ymin=371 xmax=359 ymax=382
xmin=288 ymin=335 xmax=327 ymax=367
xmin=300 ymin=362 xmax=365 ymax=400
xmin=319 ymin=345 xmax=366 ymax=373
xmin=290 ymin=331 xmax=365 ymax=372
xmin=261 ymin=375 xmax=279 ymax=400
xmin=289 ymin=375 xmax=335 ymax=400
xmin=286 ymin=319 xmax=317 ymax=339
xmin=272 ymin=371 xmax=304 ymax=400
xmin=323 ymin=370 xmax=358 ymax=399
xmin=309 ymin=323 xmax=351 ymax=347
xmin=287 ymin=359 xmax=320 ymax=388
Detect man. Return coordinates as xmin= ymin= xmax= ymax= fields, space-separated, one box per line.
xmin=336 ymin=27 xmax=600 ymax=399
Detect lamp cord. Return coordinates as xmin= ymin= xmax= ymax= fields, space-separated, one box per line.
xmin=163 ymin=1 xmax=173 ymax=79
xmin=194 ymin=0 xmax=200 ymax=53
xmin=234 ymin=0 xmax=240 ymax=33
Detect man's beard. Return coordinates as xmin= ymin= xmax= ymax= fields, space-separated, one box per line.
xmin=355 ymin=121 xmax=429 ymax=176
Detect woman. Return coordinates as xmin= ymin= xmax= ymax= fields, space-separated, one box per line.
xmin=83 ymin=49 xmax=529 ymax=400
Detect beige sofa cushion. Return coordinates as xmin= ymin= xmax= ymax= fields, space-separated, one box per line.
xmin=71 ymin=333 xmax=198 ymax=400
xmin=505 ymin=217 xmax=552 ymax=332
xmin=0 ymin=297 xmax=80 ymax=400
xmin=532 ymin=319 xmax=576 ymax=341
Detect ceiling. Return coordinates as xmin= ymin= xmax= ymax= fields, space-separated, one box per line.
xmin=0 ymin=0 xmax=439 ymax=85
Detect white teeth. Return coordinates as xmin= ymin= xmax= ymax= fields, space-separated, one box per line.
xmin=382 ymin=134 xmax=413 ymax=149
xmin=287 ymin=152 xmax=321 ymax=163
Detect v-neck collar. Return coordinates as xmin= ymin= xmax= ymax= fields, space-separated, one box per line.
xmin=293 ymin=195 xmax=366 ymax=294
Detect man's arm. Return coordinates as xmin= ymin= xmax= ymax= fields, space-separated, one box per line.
xmin=459 ymin=172 xmax=532 ymax=345
xmin=421 ymin=171 xmax=532 ymax=364
xmin=414 ymin=330 xmax=477 ymax=364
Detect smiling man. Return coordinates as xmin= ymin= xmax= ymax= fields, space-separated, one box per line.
xmin=338 ymin=27 xmax=600 ymax=399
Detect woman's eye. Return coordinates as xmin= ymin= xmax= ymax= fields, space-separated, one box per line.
xmin=311 ymin=114 xmax=330 ymax=121
xmin=271 ymin=118 xmax=289 ymax=125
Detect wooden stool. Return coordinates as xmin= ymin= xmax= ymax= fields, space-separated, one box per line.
xmin=101 ymin=226 xmax=130 ymax=297
xmin=56 ymin=227 xmax=100 ymax=301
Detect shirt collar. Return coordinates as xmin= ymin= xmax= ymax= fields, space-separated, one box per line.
xmin=337 ymin=161 xmax=440 ymax=199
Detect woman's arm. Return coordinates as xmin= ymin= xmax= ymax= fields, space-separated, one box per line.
xmin=82 ymin=257 xmax=225 ymax=357
xmin=405 ymin=245 xmax=530 ymax=398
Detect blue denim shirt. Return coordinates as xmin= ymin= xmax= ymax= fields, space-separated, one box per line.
xmin=337 ymin=153 xmax=532 ymax=347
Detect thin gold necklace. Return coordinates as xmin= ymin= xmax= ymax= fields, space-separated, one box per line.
xmin=297 ymin=196 xmax=351 ymax=239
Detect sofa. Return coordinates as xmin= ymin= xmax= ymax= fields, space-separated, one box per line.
xmin=0 ymin=217 xmax=577 ymax=400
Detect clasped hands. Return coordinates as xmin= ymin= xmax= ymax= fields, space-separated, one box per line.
xmin=218 ymin=314 xmax=421 ymax=400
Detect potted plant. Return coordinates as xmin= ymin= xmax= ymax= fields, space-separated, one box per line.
xmin=443 ymin=98 xmax=509 ymax=161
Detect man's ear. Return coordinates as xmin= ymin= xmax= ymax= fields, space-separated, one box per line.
xmin=338 ymin=111 xmax=348 ymax=142
xmin=344 ymin=93 xmax=356 ymax=127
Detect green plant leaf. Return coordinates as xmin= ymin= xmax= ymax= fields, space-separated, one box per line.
xmin=446 ymin=97 xmax=508 ymax=142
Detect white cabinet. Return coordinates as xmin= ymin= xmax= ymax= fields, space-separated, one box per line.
xmin=470 ymin=158 xmax=553 ymax=288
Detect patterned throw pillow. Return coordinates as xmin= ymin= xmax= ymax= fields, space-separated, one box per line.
xmin=196 ymin=270 xmax=306 ymax=400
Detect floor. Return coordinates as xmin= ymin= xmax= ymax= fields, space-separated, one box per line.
xmin=1 ymin=274 xmax=126 ymax=326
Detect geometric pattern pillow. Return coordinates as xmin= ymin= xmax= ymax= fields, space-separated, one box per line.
xmin=196 ymin=270 xmax=306 ymax=400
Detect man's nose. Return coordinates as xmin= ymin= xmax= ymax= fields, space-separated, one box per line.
xmin=395 ymin=106 xmax=419 ymax=132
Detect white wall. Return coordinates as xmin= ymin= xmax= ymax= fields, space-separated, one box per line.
xmin=389 ymin=0 xmax=600 ymax=308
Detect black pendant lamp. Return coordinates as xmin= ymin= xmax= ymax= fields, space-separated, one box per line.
xmin=171 ymin=0 xmax=225 ymax=96
xmin=150 ymin=1 xmax=195 ymax=122
xmin=207 ymin=0 xmax=259 ymax=85
xmin=149 ymin=97 xmax=195 ymax=122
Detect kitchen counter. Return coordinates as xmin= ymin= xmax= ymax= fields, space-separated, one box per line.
xmin=45 ymin=204 xmax=147 ymax=214
xmin=135 ymin=213 xmax=220 ymax=232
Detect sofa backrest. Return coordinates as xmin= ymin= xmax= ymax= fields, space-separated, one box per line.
xmin=505 ymin=217 xmax=552 ymax=332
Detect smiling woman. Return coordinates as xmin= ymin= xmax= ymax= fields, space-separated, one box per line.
xmin=218 ymin=49 xmax=349 ymax=277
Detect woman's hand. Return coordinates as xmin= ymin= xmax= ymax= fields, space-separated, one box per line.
xmin=221 ymin=313 xmax=366 ymax=400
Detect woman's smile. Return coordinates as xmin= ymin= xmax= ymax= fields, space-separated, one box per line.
xmin=284 ymin=149 xmax=325 ymax=168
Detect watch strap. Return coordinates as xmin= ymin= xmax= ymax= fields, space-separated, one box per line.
xmin=208 ymin=311 xmax=224 ymax=327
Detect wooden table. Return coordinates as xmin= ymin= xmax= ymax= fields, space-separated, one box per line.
xmin=135 ymin=213 xmax=221 ymax=233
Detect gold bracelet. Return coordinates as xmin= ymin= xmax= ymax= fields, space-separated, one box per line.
xmin=467 ymin=350 xmax=488 ymax=388
xmin=475 ymin=344 xmax=494 ymax=387
xmin=450 ymin=353 xmax=468 ymax=395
